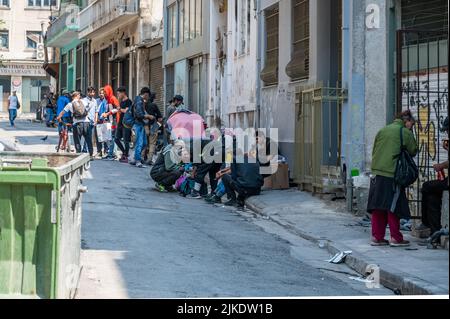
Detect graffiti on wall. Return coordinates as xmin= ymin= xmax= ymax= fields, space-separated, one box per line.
xmin=402 ymin=68 xmax=448 ymax=213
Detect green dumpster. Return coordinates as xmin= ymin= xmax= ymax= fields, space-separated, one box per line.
xmin=0 ymin=152 xmax=90 ymax=299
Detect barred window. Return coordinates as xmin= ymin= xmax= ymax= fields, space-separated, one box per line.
xmin=286 ymin=0 xmax=309 ymax=81
xmin=260 ymin=5 xmax=279 ymax=86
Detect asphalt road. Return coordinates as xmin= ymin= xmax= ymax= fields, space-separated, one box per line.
xmin=1 ymin=119 xmax=392 ymax=298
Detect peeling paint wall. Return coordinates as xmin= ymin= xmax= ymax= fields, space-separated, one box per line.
xmin=208 ymin=0 xmax=258 ymax=129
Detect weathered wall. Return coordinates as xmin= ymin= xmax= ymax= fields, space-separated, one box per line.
xmin=363 ymin=0 xmax=390 ymax=171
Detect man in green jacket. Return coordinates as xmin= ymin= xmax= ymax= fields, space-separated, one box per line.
xmin=367 ymin=110 xmax=418 ymax=247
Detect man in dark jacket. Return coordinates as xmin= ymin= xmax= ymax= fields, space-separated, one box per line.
xmin=130 ymin=87 xmax=152 ymax=168
xmin=143 ymin=92 xmax=163 ymax=165
xmin=222 ymin=152 xmax=264 ymax=207
xmin=417 ymin=117 xmax=449 ymax=236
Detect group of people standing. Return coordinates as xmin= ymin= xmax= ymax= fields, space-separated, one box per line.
xmin=55 ymin=85 xmax=163 ymax=168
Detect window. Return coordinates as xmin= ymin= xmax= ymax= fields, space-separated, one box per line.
xmin=0 ymin=0 xmax=10 ymax=7
xmin=26 ymin=31 xmax=42 ymax=49
xmin=75 ymin=45 xmax=82 ymax=91
xmin=166 ymin=0 xmax=202 ymax=50
xmin=195 ymin=0 xmax=202 ymax=37
xmin=286 ymin=0 xmax=310 ymax=80
xmin=0 ymin=30 xmax=8 ymax=49
xmin=236 ymin=0 xmax=251 ymax=56
xmin=68 ymin=49 xmax=73 ymax=65
xmin=239 ymin=0 xmax=246 ymax=54
xmin=61 ymin=54 xmax=67 ymax=90
xmin=183 ymin=0 xmax=190 ymax=42
xmin=179 ymin=0 xmax=185 ymax=44
xmin=167 ymin=4 xmax=177 ymax=49
xmin=27 ymin=0 xmax=57 ymax=7
xmin=260 ymin=6 xmax=279 ymax=86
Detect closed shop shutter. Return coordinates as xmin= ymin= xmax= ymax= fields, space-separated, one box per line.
xmin=401 ymin=0 xmax=448 ymax=32
xmin=149 ymin=56 xmax=164 ymax=115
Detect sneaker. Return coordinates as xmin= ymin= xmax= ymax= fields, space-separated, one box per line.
xmin=119 ymin=156 xmax=129 ymax=164
xmin=371 ymin=239 xmax=389 ymax=246
xmin=389 ymin=239 xmax=410 ymax=247
xmin=237 ymin=199 xmax=245 ymax=208
xmin=187 ymin=190 xmax=202 ymax=199
xmin=144 ymin=159 xmax=154 ymax=166
xmin=224 ymin=199 xmax=237 ymax=207
xmin=136 ymin=162 xmax=147 ymax=168
xmin=205 ymin=195 xmax=222 ymax=204
xmin=155 ymin=183 xmax=167 ymax=193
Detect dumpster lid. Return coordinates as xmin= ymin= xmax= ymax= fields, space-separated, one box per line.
xmin=0 ymin=152 xmax=90 ymax=176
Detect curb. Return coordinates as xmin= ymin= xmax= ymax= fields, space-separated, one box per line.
xmin=245 ymin=200 xmax=447 ymax=296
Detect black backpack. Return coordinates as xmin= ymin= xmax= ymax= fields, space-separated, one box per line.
xmin=72 ymin=100 xmax=87 ymax=119
xmin=394 ymin=127 xmax=419 ymax=187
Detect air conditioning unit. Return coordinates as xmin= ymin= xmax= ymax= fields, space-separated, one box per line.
xmin=36 ymin=43 xmax=45 ymax=60
xmin=109 ymin=41 xmax=118 ymax=59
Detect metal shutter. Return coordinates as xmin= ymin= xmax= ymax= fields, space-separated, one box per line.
xmin=149 ymin=56 xmax=164 ymax=115
xmin=401 ymin=0 xmax=448 ymax=32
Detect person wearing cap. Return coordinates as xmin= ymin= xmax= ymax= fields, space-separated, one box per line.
xmin=173 ymin=95 xmax=188 ymax=112
xmin=56 ymin=90 xmax=72 ymax=151
xmin=417 ymin=117 xmax=449 ymax=237
xmin=367 ymin=110 xmax=418 ymax=247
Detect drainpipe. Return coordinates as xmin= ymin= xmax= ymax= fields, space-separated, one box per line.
xmin=342 ymin=0 xmax=353 ymax=212
xmin=255 ymin=0 xmax=262 ymax=129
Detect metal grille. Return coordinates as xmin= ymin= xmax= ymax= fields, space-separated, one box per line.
xmin=294 ymin=83 xmax=346 ymax=193
xmin=396 ymin=29 xmax=449 ymax=219
xmin=149 ymin=56 xmax=164 ymax=115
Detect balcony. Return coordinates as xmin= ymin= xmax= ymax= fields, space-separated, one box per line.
xmin=46 ymin=10 xmax=80 ymax=48
xmin=79 ymin=0 xmax=139 ymax=39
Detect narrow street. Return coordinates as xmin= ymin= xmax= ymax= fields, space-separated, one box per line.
xmin=1 ymin=119 xmax=393 ymax=298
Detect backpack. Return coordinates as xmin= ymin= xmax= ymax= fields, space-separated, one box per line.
xmin=72 ymin=100 xmax=87 ymax=119
xmin=394 ymin=127 xmax=419 ymax=187
xmin=122 ymin=101 xmax=135 ymax=129
xmin=179 ymin=178 xmax=195 ymax=197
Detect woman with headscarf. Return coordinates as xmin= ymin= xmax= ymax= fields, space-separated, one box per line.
xmin=367 ymin=110 xmax=418 ymax=247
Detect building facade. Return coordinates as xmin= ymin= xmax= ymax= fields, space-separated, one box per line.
xmin=45 ymin=0 xmax=164 ymax=110
xmin=208 ymin=0 xmax=259 ymax=129
xmin=163 ymin=0 xmax=209 ymax=117
xmin=343 ymin=0 xmax=448 ymax=214
xmin=0 ymin=0 xmax=57 ymax=113
xmin=45 ymin=0 xmax=89 ymax=94
xmin=247 ymin=0 xmax=448 ymax=215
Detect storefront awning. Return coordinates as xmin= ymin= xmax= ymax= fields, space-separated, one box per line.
xmin=43 ymin=62 xmax=59 ymax=79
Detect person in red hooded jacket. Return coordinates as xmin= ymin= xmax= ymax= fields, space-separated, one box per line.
xmin=101 ymin=85 xmax=120 ymax=160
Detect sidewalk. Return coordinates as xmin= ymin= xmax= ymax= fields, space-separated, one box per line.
xmin=246 ymin=189 xmax=449 ymax=295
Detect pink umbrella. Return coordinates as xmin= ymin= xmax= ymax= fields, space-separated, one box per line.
xmin=167 ymin=110 xmax=206 ymax=140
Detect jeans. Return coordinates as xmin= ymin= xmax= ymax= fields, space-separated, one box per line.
xmin=421 ymin=177 xmax=449 ymax=234
xmin=73 ymin=122 xmax=93 ymax=156
xmin=133 ymin=123 xmax=147 ymax=162
xmin=371 ymin=210 xmax=404 ymax=242
xmin=8 ymin=109 xmax=17 ymax=127
xmin=108 ymin=129 xmax=116 ymax=157
xmin=82 ymin=124 xmax=94 ymax=153
xmin=45 ymin=108 xmax=54 ymax=125
xmin=214 ymin=181 xmax=226 ymax=198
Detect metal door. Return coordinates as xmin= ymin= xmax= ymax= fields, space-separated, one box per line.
xmin=396 ymin=29 xmax=449 ymax=218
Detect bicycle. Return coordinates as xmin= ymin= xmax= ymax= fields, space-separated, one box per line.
xmin=56 ymin=120 xmax=73 ymax=153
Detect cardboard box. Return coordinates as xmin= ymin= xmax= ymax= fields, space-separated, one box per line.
xmin=263 ymin=163 xmax=290 ymax=190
